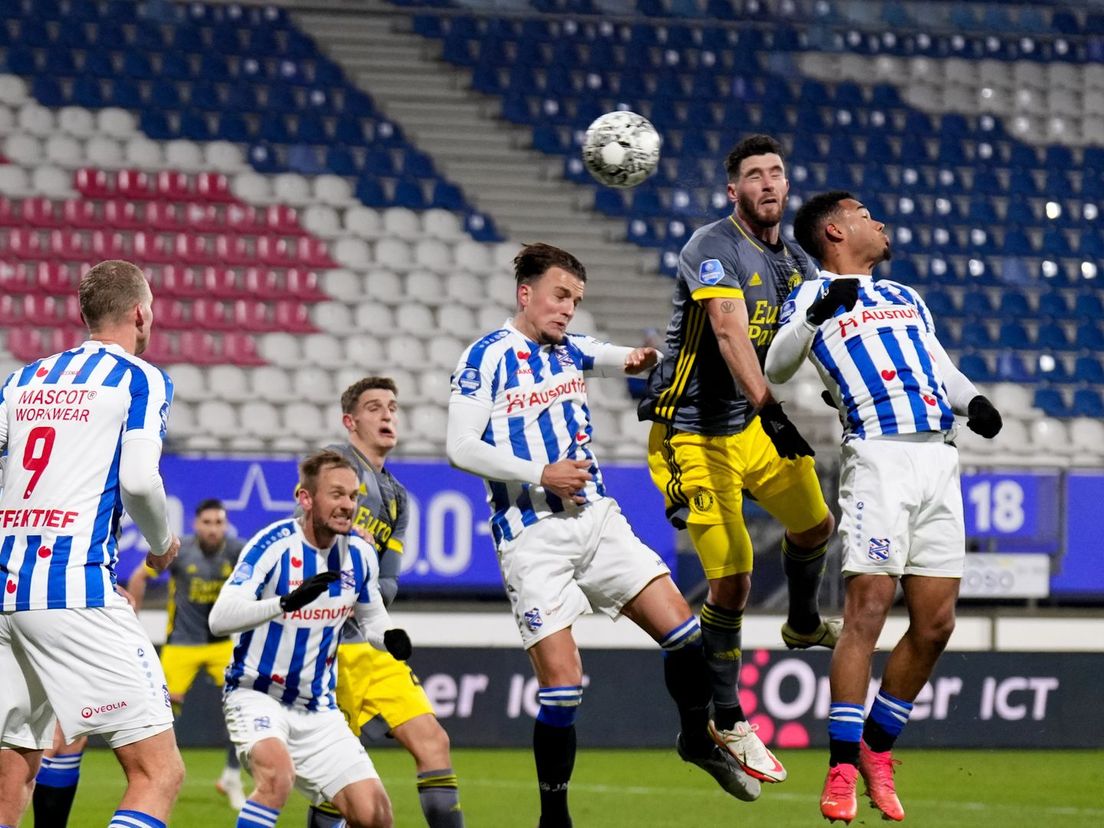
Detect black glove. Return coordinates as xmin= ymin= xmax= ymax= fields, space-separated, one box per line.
xmin=758 ymin=402 xmax=815 ymax=459
xmin=966 ymin=395 xmax=1002 ymax=439
xmin=820 ymin=390 xmax=837 ymax=410
xmin=384 ymin=628 xmax=413 ymax=661
xmin=806 ymin=278 xmax=860 ymax=325
xmin=279 ymin=571 xmax=340 ymax=612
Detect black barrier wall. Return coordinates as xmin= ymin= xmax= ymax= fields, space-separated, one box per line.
xmin=174 ymin=648 xmax=1103 ymax=749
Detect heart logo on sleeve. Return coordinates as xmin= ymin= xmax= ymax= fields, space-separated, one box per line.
xmin=37 ymin=547 xmax=51 ymax=558
xmin=517 ymin=351 xmax=530 ymax=360
xmin=881 ymin=369 xmax=897 ymax=381
xmin=922 ymin=395 xmax=937 ymax=406
xmin=291 ymin=557 xmax=302 ymax=567
xmin=5 ymin=581 xmax=15 ymax=594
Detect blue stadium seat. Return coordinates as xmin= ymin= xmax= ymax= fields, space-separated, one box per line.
xmin=595 ymin=188 xmax=628 ymax=216
xmin=958 ymin=352 xmax=992 ymax=382
xmin=355 ymin=175 xmax=387 ymax=207
xmin=325 ymin=146 xmax=359 ymax=176
xmin=1072 ymin=388 xmax=1104 ymax=418
xmin=179 ymin=110 xmax=212 ymax=140
xmin=465 ymin=211 xmax=504 ymax=243
xmin=393 ymin=177 xmax=428 ymax=209
xmin=199 ymin=53 xmax=231 ymax=82
xmin=1033 ymin=387 xmax=1069 ymax=417
xmin=1036 ymin=354 xmax=1071 ymax=383
xmin=42 ymin=47 xmax=76 ymax=76
xmin=266 ymin=84 xmax=300 ymax=113
xmin=249 ymin=143 xmax=284 ymax=173
xmin=1042 ymin=227 xmax=1072 ymax=257
xmin=294 ymin=115 xmax=328 ymax=145
xmin=1003 ymin=228 xmax=1034 ymax=255
xmin=961 ymin=292 xmax=994 ymax=315
xmin=1005 ymin=200 xmax=1036 ymax=225
xmin=140 ymin=109 xmax=176 ymax=140
xmin=959 ymin=317 xmax=994 ymax=350
xmin=215 ymin=112 xmax=250 ymax=143
xmin=333 ymin=116 xmax=370 ymax=147
xmin=160 ymin=52 xmax=192 ymax=81
xmin=1038 ymin=292 xmax=1071 ymax=318
xmin=401 ymin=149 xmax=436 ymax=179
xmin=631 ymin=187 xmax=664 ymax=217
xmin=997 ymin=320 xmax=1030 ymax=348
xmin=71 ymin=76 xmax=105 ymax=107
xmin=971 ymin=168 xmax=1002 ymax=195
xmin=122 ymin=51 xmax=154 ymax=78
xmin=1077 ymin=230 xmax=1104 ymax=258
xmin=1074 ymin=292 xmax=1104 ymax=319
xmin=107 ymin=78 xmax=143 ymax=108
xmin=1074 ymin=323 xmax=1104 ymax=351
xmin=31 ymin=76 xmax=65 ymax=107
xmin=255 ymin=113 xmax=291 ymax=144
xmin=287 ymin=144 xmax=323 ymax=174
xmin=1035 ymin=322 xmax=1073 ymax=352
xmin=1074 ymin=356 xmax=1104 ymax=383
xmin=149 ymin=78 xmax=181 ymax=109
xmin=996 ymin=350 xmax=1033 ymax=382
xmin=997 ymin=292 xmax=1032 ymax=317
xmin=3 ymin=46 xmax=37 ymax=75
xmin=922 ymin=289 xmax=956 ymax=317
xmin=430 ymin=180 xmax=466 ymax=211
xmin=627 ymin=218 xmax=661 ymax=247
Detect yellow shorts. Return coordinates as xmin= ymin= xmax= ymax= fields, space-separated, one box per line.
xmin=335 ymin=642 xmax=435 ymax=734
xmin=160 ymin=640 xmax=235 ymax=699
xmin=647 ymin=418 xmax=829 ymax=578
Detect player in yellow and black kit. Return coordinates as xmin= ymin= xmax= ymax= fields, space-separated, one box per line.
xmin=307 ymin=377 xmax=464 ymax=828
xmin=638 ymin=135 xmax=839 ymax=788
xmin=128 ymin=499 xmax=247 ymax=809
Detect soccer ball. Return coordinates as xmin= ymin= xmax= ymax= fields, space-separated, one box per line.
xmin=581 ymin=111 xmax=661 ymax=189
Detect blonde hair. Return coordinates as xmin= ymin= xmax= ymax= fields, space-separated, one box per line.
xmin=78 ymin=260 xmax=149 ymax=330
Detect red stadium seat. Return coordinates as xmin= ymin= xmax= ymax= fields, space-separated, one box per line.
xmin=257 ymin=235 xmax=295 ymax=267
xmin=264 ymin=204 xmax=302 ymax=235
xmin=145 ymin=201 xmax=184 ymax=231
xmin=103 ymin=199 xmax=146 ymax=230
xmin=74 ymin=168 xmax=114 ymax=199
xmin=243 ymin=266 xmax=280 ymax=296
xmin=7 ymin=326 xmax=44 ymax=360
xmin=63 ymin=199 xmax=101 ymax=230
xmin=232 ymin=298 xmax=272 ymax=331
xmin=23 ymin=294 xmax=67 ymax=325
xmin=5 ymin=227 xmax=42 ymax=259
xmin=294 ymin=236 xmax=336 ymax=268
xmin=157 ymin=263 xmax=205 ymax=297
xmin=0 ymin=263 xmax=34 ymax=294
xmin=62 ymin=294 xmax=82 ymax=324
xmin=0 ymin=197 xmax=16 ymax=226
xmin=185 ymin=203 xmax=220 ymax=233
xmin=197 ymin=266 xmax=240 ymax=299
xmin=117 ymin=169 xmax=155 ymax=200
xmin=48 ymin=229 xmax=90 ymax=261
xmin=222 ymin=332 xmax=266 ymax=366
xmin=156 ymin=170 xmax=192 ymax=201
xmin=196 ymin=172 xmax=232 ymax=202
xmin=178 ymin=331 xmax=221 ymax=364
xmin=274 ymin=300 xmax=314 ymax=332
xmin=191 ymin=297 xmax=236 ymax=330
xmin=0 ymin=295 xmax=23 ymax=325
xmin=140 ymin=335 xmax=178 ymax=364
xmin=285 ymin=268 xmax=325 ymax=300
xmin=214 ymin=233 xmax=252 ymax=266
xmin=21 ymin=197 xmax=61 ymax=228
xmin=35 ymin=261 xmax=77 ymax=294
xmin=225 ymin=203 xmax=263 ymax=235
xmin=91 ymin=230 xmax=132 ymax=259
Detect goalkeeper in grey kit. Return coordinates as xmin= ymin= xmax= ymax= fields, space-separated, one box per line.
xmin=210 ymin=450 xmax=411 ymax=828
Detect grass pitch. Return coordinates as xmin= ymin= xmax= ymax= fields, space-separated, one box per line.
xmin=26 ymin=746 xmax=1103 ymax=827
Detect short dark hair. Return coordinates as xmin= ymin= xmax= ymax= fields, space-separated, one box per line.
xmin=793 ymin=190 xmax=854 ymax=260
xmin=724 ymin=134 xmax=785 ymax=182
xmin=195 ymin=498 xmax=225 ymax=516
xmin=78 ymin=260 xmax=149 ymax=330
xmin=298 ymin=449 xmax=356 ymax=496
xmin=514 ymin=242 xmax=586 ymax=285
xmin=340 ymin=376 xmax=398 ymax=414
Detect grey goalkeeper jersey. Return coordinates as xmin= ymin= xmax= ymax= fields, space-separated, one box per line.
xmin=166 ymin=535 xmax=245 ymax=644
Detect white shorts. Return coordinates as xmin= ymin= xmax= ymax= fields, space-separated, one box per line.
xmin=7 ymin=605 xmax=174 ymax=748
xmin=224 ymin=688 xmax=378 ymax=804
xmin=838 ymin=434 xmax=965 ymax=578
xmin=0 ymin=613 xmax=54 ymax=750
xmin=497 ymin=497 xmax=671 ymax=649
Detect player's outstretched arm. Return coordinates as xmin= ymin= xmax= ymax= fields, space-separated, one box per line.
xmin=446 ymin=396 xmax=546 ymax=484
xmin=764 ymin=283 xmax=821 ymax=384
xmin=703 ymin=295 xmax=773 ymax=408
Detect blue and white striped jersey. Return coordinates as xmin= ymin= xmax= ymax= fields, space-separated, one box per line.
xmin=220 ymin=518 xmax=385 ymax=711
xmin=450 ymin=322 xmax=623 ymax=546
xmin=771 ymin=275 xmax=957 ymax=440
xmin=0 ymin=341 xmax=172 ymax=610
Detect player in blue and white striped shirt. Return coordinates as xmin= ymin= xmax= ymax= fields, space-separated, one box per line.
xmin=0 ymin=260 xmax=184 ymax=828
xmin=448 ymin=243 xmax=761 ymax=827
xmin=210 ymin=449 xmax=411 ymax=828
xmin=765 ymin=192 xmax=1003 ymax=823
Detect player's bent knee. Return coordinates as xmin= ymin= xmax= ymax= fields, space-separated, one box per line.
xmin=791 ymin=513 xmax=834 ymax=547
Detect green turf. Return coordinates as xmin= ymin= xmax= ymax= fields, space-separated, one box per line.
xmin=26 ymin=746 xmax=1104 ymax=827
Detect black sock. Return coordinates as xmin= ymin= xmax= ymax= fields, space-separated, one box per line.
xmin=782 ymin=535 xmax=827 ymax=633
xmin=226 ymin=742 xmax=241 ymax=770
xmin=33 ymin=783 xmax=79 ymax=825
xmin=829 ymin=739 xmax=860 ymax=767
xmin=862 ymin=718 xmax=896 ymax=753
xmin=662 ymin=642 xmax=714 ymax=755
xmin=534 ymin=720 xmax=575 ymax=828
xmin=699 ymin=602 xmax=743 ymax=730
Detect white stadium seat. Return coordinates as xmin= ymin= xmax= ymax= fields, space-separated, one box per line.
xmin=365 ymin=270 xmax=403 ymax=304
xmin=208 ymin=365 xmax=252 ymax=403
xmin=423 ymin=208 xmax=463 ymax=240
xmin=166 ymin=400 xmax=199 ymax=440
xmin=232 ymin=171 xmax=272 ymax=203
xmin=382 ymin=207 xmax=422 ymax=240
xmin=384 ymin=334 xmax=426 ymax=366
xmin=1070 ymin=418 xmax=1104 ymax=454
xmin=4 ymin=133 xmax=42 ymax=165
xmin=405 ymin=271 xmax=446 ymax=304
xmin=124 ymin=135 xmax=164 ymax=168
xmin=44 ymin=134 xmax=82 ymax=168
xmin=301 ymin=332 xmax=345 ymax=366
xmin=311 ymin=301 xmax=354 ymax=331
xmin=301 ymin=204 xmax=342 ymax=239
xmin=322 ymin=269 xmax=364 ymax=303
xmin=1030 ymin=418 xmax=1074 ymax=456
xmin=353 ymin=302 xmax=396 ymax=334
xmin=0 ymin=104 xmax=13 ymax=134
xmin=291 ymin=366 xmax=334 ymax=401
xmin=18 ymin=103 xmax=55 ymax=137
xmin=165 ymin=139 xmax=205 ymax=172
xmin=491 ymin=242 xmax=517 ymax=271
xmin=31 ymin=165 xmax=73 ymax=198
xmin=0 ymin=74 xmax=29 ymax=106
xmin=395 ymin=304 xmax=435 ymax=334
xmin=437 ymin=306 xmax=477 ymax=339
xmin=283 ymin=401 xmax=326 ymax=440
xmin=426 ymin=335 xmax=465 ymax=370
xmin=258 ymin=332 xmax=304 ymax=368
xmin=991 ymin=383 xmax=1033 ymax=415
xmin=273 ymin=173 xmax=312 ymax=207
xmin=240 ymin=401 xmax=284 ymax=439
xmin=487 ymin=273 xmax=517 ymax=304
xmin=455 ymin=239 xmax=492 ymax=272
xmin=477 ymin=304 xmax=512 ymax=331
xmin=342 ymin=333 xmax=385 ymax=367
xmin=413 ymin=238 xmax=453 ymax=272
xmin=446 ymin=272 xmax=486 ymax=306
xmin=409 ymin=404 xmax=449 ymax=442
xmin=169 ymin=364 xmax=206 ymax=402
xmin=343 ymin=205 xmax=383 ymax=238
xmin=57 ymin=106 xmax=96 ymax=138
xmin=374 ymin=238 xmax=412 ymax=271
xmin=196 ymin=400 xmax=240 ymax=435
xmin=249 ymin=365 xmax=293 ymax=403
xmin=417 ymin=368 xmax=453 ymax=403
xmin=86 ymin=136 xmax=125 ymax=169
xmin=0 ymin=165 xmax=31 ymax=196
xmin=333 ymin=237 xmax=372 ymax=269
xmin=96 ymin=107 xmax=137 ymax=138
xmin=204 ymin=140 xmax=246 ymax=173
xmin=313 ymin=174 xmax=353 ymax=206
